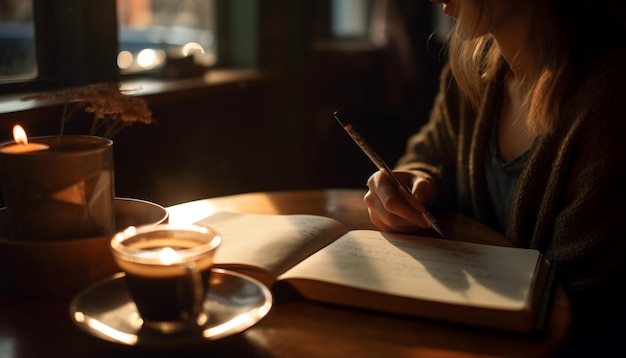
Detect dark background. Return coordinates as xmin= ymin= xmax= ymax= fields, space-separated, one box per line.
xmin=0 ymin=0 xmax=447 ymax=207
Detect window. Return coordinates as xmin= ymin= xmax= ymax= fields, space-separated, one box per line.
xmin=0 ymin=1 xmax=36 ymax=82
xmin=330 ymin=0 xmax=387 ymax=46
xmin=0 ymin=0 xmax=220 ymax=91
xmin=331 ymin=0 xmax=370 ymax=39
xmin=117 ymin=0 xmax=217 ymax=77
xmin=0 ymin=0 xmax=390 ymax=93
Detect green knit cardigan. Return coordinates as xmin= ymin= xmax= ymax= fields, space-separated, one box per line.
xmin=396 ymin=50 xmax=626 ymax=296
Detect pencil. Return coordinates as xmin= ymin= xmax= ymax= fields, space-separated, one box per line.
xmin=333 ymin=111 xmax=445 ymax=238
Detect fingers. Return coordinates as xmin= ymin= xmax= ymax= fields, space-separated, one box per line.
xmin=364 ymin=170 xmax=436 ymax=233
xmin=364 ymin=186 xmax=414 ymax=232
xmin=366 ymin=206 xmax=412 ymax=233
xmin=413 ymin=175 xmax=435 ymax=204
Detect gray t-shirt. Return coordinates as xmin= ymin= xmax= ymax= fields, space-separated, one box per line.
xmin=484 ymin=124 xmax=530 ymax=234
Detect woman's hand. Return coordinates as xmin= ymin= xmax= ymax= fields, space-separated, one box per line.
xmin=364 ymin=170 xmax=436 ymax=233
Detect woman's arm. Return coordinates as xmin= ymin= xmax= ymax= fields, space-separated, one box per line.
xmin=364 ymin=65 xmax=465 ymax=232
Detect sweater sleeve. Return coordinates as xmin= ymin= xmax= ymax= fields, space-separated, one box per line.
xmin=396 ymin=64 xmax=465 ymax=210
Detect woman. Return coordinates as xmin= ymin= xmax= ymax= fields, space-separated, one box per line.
xmin=364 ymin=0 xmax=626 ymax=350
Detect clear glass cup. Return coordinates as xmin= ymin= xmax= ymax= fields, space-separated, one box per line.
xmin=110 ymin=224 xmax=221 ymax=333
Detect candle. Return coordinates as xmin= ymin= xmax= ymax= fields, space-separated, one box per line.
xmin=0 ymin=134 xmax=114 ymax=241
xmin=0 ymin=125 xmax=49 ymax=153
xmin=0 ymin=142 xmax=50 ymax=153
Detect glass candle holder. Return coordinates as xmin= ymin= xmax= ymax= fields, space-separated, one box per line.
xmin=0 ymin=135 xmax=115 ymax=241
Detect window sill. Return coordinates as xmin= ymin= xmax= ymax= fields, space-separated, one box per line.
xmin=0 ymin=69 xmax=274 ymax=116
xmin=120 ymin=69 xmax=274 ymax=105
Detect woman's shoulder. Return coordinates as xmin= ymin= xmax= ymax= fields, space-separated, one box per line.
xmin=574 ymin=48 xmax=626 ymax=96
xmin=559 ymin=49 xmax=626 ymax=150
xmin=594 ymin=47 xmax=626 ymax=76
xmin=565 ymin=49 xmax=626 ymax=118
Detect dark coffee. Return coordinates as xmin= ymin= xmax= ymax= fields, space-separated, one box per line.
xmin=112 ymin=234 xmax=219 ymax=328
xmin=125 ymin=268 xmax=212 ymax=323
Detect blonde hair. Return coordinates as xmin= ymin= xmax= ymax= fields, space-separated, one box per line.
xmin=447 ymin=0 xmax=570 ymax=134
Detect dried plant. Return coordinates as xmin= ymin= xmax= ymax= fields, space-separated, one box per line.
xmin=22 ymin=83 xmax=155 ymax=138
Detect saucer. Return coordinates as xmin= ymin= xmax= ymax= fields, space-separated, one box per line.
xmin=69 ymin=268 xmax=273 ymax=347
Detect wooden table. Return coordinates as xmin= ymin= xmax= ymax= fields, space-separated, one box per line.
xmin=0 ymin=189 xmax=571 ymax=357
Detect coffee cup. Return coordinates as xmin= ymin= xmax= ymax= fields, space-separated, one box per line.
xmin=110 ymin=224 xmax=221 ymax=333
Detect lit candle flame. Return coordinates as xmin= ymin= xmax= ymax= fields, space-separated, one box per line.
xmin=159 ymin=247 xmax=180 ymax=265
xmin=0 ymin=125 xmax=49 ymax=153
xmin=13 ymin=125 xmax=29 ymax=145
